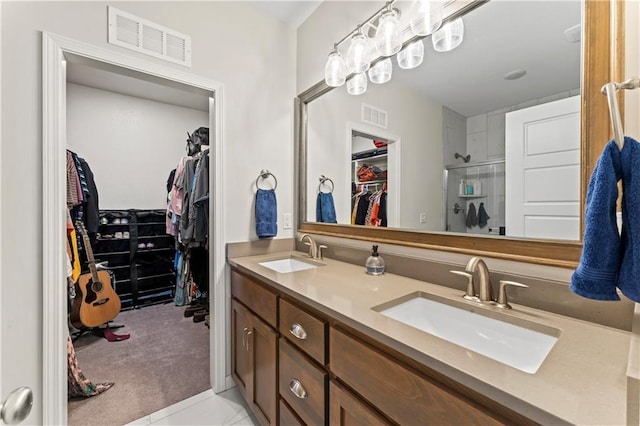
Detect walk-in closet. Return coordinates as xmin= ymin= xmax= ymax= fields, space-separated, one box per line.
xmin=64 ymin=59 xmax=214 ymax=425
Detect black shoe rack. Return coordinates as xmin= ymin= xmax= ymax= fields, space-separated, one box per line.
xmin=94 ymin=209 xmax=176 ymax=309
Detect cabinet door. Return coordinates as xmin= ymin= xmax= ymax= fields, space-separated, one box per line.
xmin=231 ymin=299 xmax=251 ymax=398
xmin=249 ymin=312 xmax=278 ymax=426
xmin=329 ymin=381 xmax=390 ymax=426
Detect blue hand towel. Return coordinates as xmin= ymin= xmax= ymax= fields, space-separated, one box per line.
xmin=570 ymin=140 xmax=622 ymax=301
xmin=316 ymin=192 xmax=337 ymax=223
xmin=617 ymin=136 xmax=640 ymax=302
xmin=255 ymin=189 xmax=277 ymax=239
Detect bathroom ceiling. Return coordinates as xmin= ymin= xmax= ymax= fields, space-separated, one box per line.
xmin=261 ymin=0 xmax=580 ymax=118
xmin=392 ymin=0 xmax=582 ymax=117
xmin=246 ymin=0 xmax=323 ymax=28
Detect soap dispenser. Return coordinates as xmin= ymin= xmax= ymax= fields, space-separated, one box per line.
xmin=366 ymin=245 xmax=385 ymax=275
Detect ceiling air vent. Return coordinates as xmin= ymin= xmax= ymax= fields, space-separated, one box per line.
xmin=362 ymin=104 xmax=388 ymax=129
xmin=108 ymin=6 xmax=192 ymax=67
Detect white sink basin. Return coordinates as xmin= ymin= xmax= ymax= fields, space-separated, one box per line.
xmin=258 ymin=257 xmax=319 ymax=274
xmin=374 ymin=292 xmax=559 ymax=374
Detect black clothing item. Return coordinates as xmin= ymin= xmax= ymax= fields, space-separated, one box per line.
xmin=79 ymin=158 xmax=99 ymax=235
xmin=379 ymin=192 xmax=388 ymax=227
xmin=189 ymin=247 xmax=209 ymax=292
xmin=167 ymin=169 xmax=176 ymax=194
xmin=355 ymin=193 xmax=371 ymax=225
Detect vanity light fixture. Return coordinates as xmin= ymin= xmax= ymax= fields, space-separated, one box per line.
xmin=346 ymin=30 xmax=371 ymax=74
xmin=347 ymin=72 xmax=368 ymax=95
xmin=397 ymin=39 xmax=424 ymax=70
xmin=324 ymin=47 xmax=347 ymax=87
xmin=368 ymin=58 xmax=393 ymax=84
xmin=409 ymin=0 xmax=443 ymax=36
xmin=374 ymin=7 xmax=402 ymax=57
xmin=323 ymin=0 xmax=465 ymax=94
xmin=432 ymin=17 xmax=464 ymax=52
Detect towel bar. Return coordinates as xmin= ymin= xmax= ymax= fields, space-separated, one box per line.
xmin=602 ymin=76 xmax=640 ymax=150
xmin=255 ymin=169 xmax=278 ymax=190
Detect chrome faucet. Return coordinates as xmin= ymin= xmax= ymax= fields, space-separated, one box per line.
xmin=465 ymin=256 xmax=493 ymax=302
xmin=299 ymin=233 xmax=327 ymax=259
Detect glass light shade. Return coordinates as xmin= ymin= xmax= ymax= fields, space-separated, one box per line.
xmin=346 ymin=33 xmax=370 ymax=74
xmin=410 ymin=0 xmax=443 ymax=36
xmin=397 ymin=39 xmax=424 ymax=70
xmin=347 ymin=73 xmax=368 ymax=95
xmin=432 ymin=18 xmax=464 ymax=52
xmin=324 ymin=50 xmax=347 ymax=87
xmin=367 ymin=58 xmax=392 ymax=84
xmin=374 ymin=10 xmax=402 ymax=57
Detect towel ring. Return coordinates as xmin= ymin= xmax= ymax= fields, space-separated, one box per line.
xmin=255 ymin=169 xmax=278 ymax=190
xmin=318 ymin=175 xmax=334 ymax=194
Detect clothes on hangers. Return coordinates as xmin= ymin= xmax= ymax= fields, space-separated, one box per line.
xmin=166 ymin=138 xmax=211 ymax=306
xmin=351 ymin=185 xmax=387 ymax=227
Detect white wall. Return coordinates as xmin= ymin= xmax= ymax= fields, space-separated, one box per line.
xmin=1 ymin=2 xmax=295 ymax=422
xmin=307 ymin=78 xmax=443 ymax=231
xmin=297 ymin=1 xmax=381 ymax=93
xmin=67 ymin=83 xmax=207 ymax=210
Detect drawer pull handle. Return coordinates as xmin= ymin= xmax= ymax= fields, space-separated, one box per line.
xmin=288 ymin=379 xmax=308 ymax=399
xmin=289 ymin=323 xmax=308 ymax=340
xmin=246 ymin=330 xmax=252 ymax=352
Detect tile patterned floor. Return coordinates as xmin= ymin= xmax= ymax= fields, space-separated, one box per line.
xmin=126 ymin=387 xmax=257 ymax=425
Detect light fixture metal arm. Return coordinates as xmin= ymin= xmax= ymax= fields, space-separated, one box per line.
xmin=333 ymin=0 xmax=398 ymax=49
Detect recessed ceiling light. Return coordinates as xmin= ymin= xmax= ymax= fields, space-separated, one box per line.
xmin=564 ymin=24 xmax=581 ymax=43
xmin=504 ymin=69 xmax=527 ymax=80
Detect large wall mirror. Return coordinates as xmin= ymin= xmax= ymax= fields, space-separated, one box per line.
xmin=297 ymin=0 xmax=623 ymax=268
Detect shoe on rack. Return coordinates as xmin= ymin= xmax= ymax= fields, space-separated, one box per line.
xmin=112 ymin=218 xmax=121 ymax=224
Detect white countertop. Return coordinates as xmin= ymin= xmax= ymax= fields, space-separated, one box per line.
xmin=229 ymin=251 xmax=637 ymax=425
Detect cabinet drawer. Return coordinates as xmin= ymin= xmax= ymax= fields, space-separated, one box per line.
xmin=279 ymin=299 xmax=327 ymax=365
xmin=279 ymin=399 xmax=305 ymax=426
xmin=231 ymin=269 xmax=277 ymax=328
xmin=279 ymin=338 xmax=327 ymax=426
xmin=330 ymin=328 xmax=504 ymax=426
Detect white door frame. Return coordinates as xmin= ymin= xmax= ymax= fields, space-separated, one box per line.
xmin=346 ymin=122 xmax=401 ymax=227
xmin=42 ymin=32 xmax=227 ymax=425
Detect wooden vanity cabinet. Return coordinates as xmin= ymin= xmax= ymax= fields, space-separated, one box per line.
xmin=329 ymin=381 xmax=390 ymax=426
xmin=230 ymin=267 xmax=534 ymax=426
xmin=231 ymin=271 xmax=278 ymax=426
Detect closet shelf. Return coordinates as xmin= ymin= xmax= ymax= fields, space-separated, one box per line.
xmin=136 ymin=247 xmax=174 ymax=253
xmin=355 ymin=179 xmax=387 ymax=185
xmin=457 ymin=194 xmax=486 ymax=199
xmin=94 ymin=250 xmax=130 ymax=256
xmin=137 ymin=272 xmax=176 ymax=281
xmin=137 ymin=221 xmax=166 ymax=226
xmin=138 ymin=235 xmax=172 ymax=240
xmin=352 ymin=153 xmax=388 ymax=163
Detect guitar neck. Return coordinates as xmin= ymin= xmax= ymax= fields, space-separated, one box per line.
xmin=78 ymin=223 xmax=99 ymax=281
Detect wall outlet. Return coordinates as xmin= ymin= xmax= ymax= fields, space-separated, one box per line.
xmin=419 ymin=212 xmax=427 ymax=224
xmin=283 ymin=213 xmax=292 ymax=229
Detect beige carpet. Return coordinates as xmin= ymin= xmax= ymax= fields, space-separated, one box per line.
xmin=68 ymin=303 xmax=210 ymax=426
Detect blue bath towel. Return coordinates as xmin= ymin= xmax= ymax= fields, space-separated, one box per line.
xmin=316 ymin=192 xmax=337 ymax=223
xmin=617 ymin=137 xmax=640 ymax=302
xmin=255 ymin=189 xmax=277 ymax=239
xmin=570 ymin=140 xmax=622 ymax=301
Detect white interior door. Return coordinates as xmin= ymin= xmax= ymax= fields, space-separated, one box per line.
xmin=505 ymin=95 xmax=580 ymax=240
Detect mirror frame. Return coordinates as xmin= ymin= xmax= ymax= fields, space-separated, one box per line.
xmin=296 ymin=0 xmax=625 ymax=268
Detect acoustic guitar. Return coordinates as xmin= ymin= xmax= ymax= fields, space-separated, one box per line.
xmin=70 ymin=221 xmax=121 ymax=329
